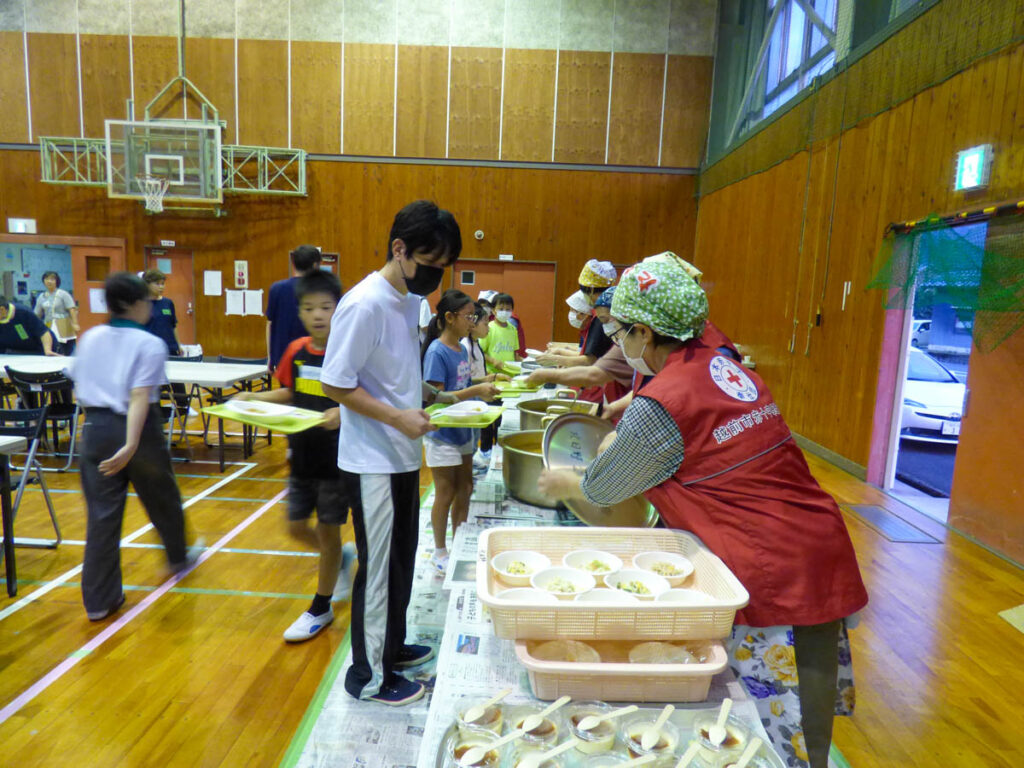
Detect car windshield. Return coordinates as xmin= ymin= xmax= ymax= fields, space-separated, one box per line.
xmin=907 ymin=351 xmax=957 ymax=383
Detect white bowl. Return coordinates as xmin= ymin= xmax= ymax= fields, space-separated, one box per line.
xmin=603 ymin=569 xmax=670 ymax=599
xmin=530 ymin=566 xmax=596 ymax=599
xmin=573 ymin=588 xmax=640 ymax=604
xmin=632 ymin=551 xmax=695 ymax=586
xmin=498 ymin=588 xmax=560 ymax=605
xmin=491 ymin=550 xmax=552 ymax=586
xmin=655 ymin=588 xmax=717 ymax=605
xmin=562 ymin=549 xmax=623 ymax=577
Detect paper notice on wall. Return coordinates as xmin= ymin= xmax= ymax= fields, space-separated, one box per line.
xmin=243 ymin=289 xmax=263 ymax=316
xmin=88 ymin=288 xmax=108 ymax=314
xmin=203 ymin=270 xmax=222 ymax=296
xmin=224 ymin=290 xmax=245 ymax=316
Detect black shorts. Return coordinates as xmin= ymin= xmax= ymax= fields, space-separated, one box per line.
xmin=287 ymin=475 xmax=351 ymax=524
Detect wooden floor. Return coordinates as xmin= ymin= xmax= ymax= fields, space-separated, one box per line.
xmin=1 ymin=425 xmax=1022 ymax=767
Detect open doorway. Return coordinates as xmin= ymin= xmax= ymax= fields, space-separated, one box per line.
xmin=145 ymin=247 xmax=196 ymax=346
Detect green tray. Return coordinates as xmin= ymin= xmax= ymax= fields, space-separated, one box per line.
xmin=203 ymin=403 xmax=326 ymax=434
xmin=426 ymin=403 xmax=505 ymax=428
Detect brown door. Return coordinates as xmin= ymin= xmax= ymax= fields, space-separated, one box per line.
xmin=70 ymin=245 xmax=127 ymax=333
xmin=449 ymin=260 xmax=557 ymax=349
xmin=146 ymin=248 xmax=196 ymax=345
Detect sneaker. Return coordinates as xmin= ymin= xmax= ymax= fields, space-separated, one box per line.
xmin=170 ymin=537 xmax=206 ymax=575
xmin=367 ymin=675 xmax=425 ymax=706
xmin=473 ymin=449 xmax=491 ymax=470
xmin=333 ymin=541 xmax=358 ymax=602
xmin=283 ymin=608 xmax=334 ymax=642
xmin=394 ymin=643 xmax=435 ymax=669
xmin=87 ymin=593 xmax=126 ymax=622
xmin=430 ymin=550 xmax=449 ymax=575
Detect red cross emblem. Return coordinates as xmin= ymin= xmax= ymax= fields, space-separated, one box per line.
xmin=726 ymin=369 xmax=743 ymax=387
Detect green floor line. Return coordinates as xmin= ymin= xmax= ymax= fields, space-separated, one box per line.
xmin=16 ymin=579 xmax=313 ymax=600
xmin=53 ymin=540 xmax=319 ymax=557
xmin=829 ymin=744 xmax=852 ymax=768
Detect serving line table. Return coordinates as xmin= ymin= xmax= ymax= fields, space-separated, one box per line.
xmin=0 ymin=355 xmax=268 ymax=472
xmin=0 ymin=435 xmax=28 ymax=596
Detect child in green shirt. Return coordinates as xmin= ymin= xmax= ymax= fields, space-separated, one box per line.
xmin=478 ymin=293 xmax=522 ymax=375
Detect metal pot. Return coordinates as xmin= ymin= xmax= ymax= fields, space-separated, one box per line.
xmin=498 ymin=430 xmax=559 ymax=508
xmin=517 ymin=392 xmax=598 ymax=432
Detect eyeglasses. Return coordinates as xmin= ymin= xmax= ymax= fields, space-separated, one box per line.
xmin=580 ymin=286 xmax=605 ymax=295
xmin=607 ymin=323 xmax=634 ymax=346
xmin=455 ymin=311 xmax=479 ymax=322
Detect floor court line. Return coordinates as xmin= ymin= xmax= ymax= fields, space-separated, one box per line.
xmin=15 ymin=579 xmax=316 ymax=601
xmin=0 ymin=461 xmax=256 ymax=623
xmin=0 ymin=487 xmax=288 ymax=724
xmin=32 ymin=541 xmax=316 ymax=557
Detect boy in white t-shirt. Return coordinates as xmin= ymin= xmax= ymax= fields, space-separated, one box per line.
xmin=321 ymin=200 xmax=462 ymax=707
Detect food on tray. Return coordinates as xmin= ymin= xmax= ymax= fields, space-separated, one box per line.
xmin=545 ymin=577 xmax=579 ymax=594
xmin=532 ymin=640 xmax=601 ymax=663
xmin=453 ymin=743 xmax=500 ymax=768
xmin=628 ymin=641 xmax=698 ymax=665
xmin=514 ymin=715 xmax=558 ymax=741
xmin=650 ymin=561 xmax=685 ymax=576
xmin=616 ymin=580 xmax=652 ymax=595
xmin=583 ymin=559 xmax=612 ymax=573
xmin=457 ymin=703 xmax=503 ymax=736
xmin=569 ymin=715 xmax=616 ymax=754
xmin=626 ymin=728 xmax=677 ymax=758
xmin=506 ymin=560 xmax=532 ymax=576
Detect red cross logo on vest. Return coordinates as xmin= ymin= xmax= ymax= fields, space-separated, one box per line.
xmin=709 ymin=356 xmax=758 ymax=402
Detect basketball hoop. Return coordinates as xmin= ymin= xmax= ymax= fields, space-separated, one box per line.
xmin=137 ymin=175 xmax=170 ymax=213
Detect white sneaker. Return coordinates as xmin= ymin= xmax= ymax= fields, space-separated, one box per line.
xmin=431 ymin=550 xmax=450 ymax=575
xmin=473 ymin=450 xmax=491 ymax=469
xmin=332 ymin=542 xmax=358 ymax=602
xmin=283 ymin=608 xmax=334 ymax=642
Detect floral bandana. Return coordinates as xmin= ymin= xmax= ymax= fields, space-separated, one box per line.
xmin=610 ymin=253 xmax=708 ymax=342
xmin=578 ymin=259 xmax=617 ymax=287
xmin=594 ymin=286 xmax=616 ymax=309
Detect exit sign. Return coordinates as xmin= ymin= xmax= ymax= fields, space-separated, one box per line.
xmin=954 ymin=144 xmax=992 ymax=191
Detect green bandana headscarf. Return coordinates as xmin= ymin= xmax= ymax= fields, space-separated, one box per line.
xmin=610 ymin=251 xmax=708 ymax=342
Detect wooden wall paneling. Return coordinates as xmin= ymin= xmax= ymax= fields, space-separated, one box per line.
xmin=130 ymin=36 xmax=181 ymax=120
xmin=79 ymin=35 xmax=132 ymax=138
xmin=237 ymin=40 xmax=288 ymax=148
xmin=343 ymin=43 xmax=396 ymax=156
xmin=290 ymin=41 xmax=341 ymax=154
xmin=1008 ymin=44 xmax=1024 ymax=189
xmin=184 ymin=38 xmax=236 ymax=143
xmin=500 ymin=49 xmax=557 ymax=162
xmin=661 ymin=55 xmax=713 ymax=169
xmin=607 ymin=53 xmax=664 ymax=167
xmin=554 ymin=51 xmax=611 ymax=164
xmin=27 ymin=33 xmax=80 ymax=138
xmin=984 ymin=45 xmax=1014 ymax=192
xmin=395 ymin=45 xmax=448 ymax=158
xmin=0 ymin=32 xmax=28 ymax=143
xmin=448 ymin=47 xmax=502 ymax=160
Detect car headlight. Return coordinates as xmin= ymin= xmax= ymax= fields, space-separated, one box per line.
xmin=903 ymin=398 xmax=927 ymax=408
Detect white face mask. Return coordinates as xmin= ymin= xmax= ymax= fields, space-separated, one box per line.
xmin=568 ymin=310 xmax=584 ymax=329
xmin=602 ymin=322 xmax=618 ymax=337
xmin=495 ymin=310 xmax=512 ymax=323
xmin=623 ymin=331 xmax=656 ymax=376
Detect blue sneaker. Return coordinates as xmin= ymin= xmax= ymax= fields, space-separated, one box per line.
xmin=367 ymin=675 xmax=425 ymax=706
xmin=333 ymin=541 xmax=358 ymax=602
xmin=395 ymin=643 xmax=435 ymax=669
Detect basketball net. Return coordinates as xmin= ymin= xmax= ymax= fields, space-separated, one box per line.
xmin=138 ymin=175 xmax=170 ymax=213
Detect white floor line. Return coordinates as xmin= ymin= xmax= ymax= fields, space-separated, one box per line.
xmin=0 ymin=461 xmax=257 ymax=623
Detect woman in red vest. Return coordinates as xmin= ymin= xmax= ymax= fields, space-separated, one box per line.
xmin=538 ymin=252 xmax=868 ymax=768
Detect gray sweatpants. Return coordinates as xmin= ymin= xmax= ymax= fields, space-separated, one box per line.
xmin=80 ymin=406 xmax=187 ymax=615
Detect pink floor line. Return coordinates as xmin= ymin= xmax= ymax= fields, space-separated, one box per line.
xmin=0 ymin=488 xmax=288 ymax=724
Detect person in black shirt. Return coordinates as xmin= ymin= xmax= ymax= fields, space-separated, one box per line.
xmin=142 ymin=269 xmax=181 ymax=356
xmin=232 ymin=270 xmax=356 ymax=643
xmin=0 ymin=298 xmax=58 ymax=355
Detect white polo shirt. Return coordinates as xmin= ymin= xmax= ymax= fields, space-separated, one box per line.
xmin=67 ymin=322 xmax=168 ymax=414
xmin=321 ymin=271 xmax=423 ymax=474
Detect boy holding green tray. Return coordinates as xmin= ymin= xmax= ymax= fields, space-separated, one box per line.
xmin=233 ymin=270 xmax=356 ymax=643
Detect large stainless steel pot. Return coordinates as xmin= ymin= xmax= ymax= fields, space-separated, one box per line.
xmin=517 ymin=393 xmax=598 ymax=432
xmin=498 ymin=430 xmax=559 ymax=508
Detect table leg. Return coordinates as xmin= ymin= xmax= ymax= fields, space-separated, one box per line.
xmin=2 ymin=456 xmax=16 ymax=597
xmin=219 ymin=417 xmax=225 ymax=473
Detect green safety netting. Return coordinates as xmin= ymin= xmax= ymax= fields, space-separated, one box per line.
xmin=867 ymin=215 xmax=1024 ymax=352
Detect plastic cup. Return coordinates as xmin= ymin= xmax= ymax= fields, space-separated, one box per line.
xmin=565 ymin=700 xmax=616 ymax=755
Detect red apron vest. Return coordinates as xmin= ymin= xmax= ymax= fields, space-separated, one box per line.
xmin=639 ymin=340 xmax=868 ymax=627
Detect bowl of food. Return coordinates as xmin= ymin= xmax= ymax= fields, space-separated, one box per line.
xmin=562 ymin=550 xmax=623 ymax=577
xmin=621 ymin=712 xmax=680 ymax=759
xmin=529 ymin=639 xmax=601 ymax=663
xmin=573 ymin=588 xmax=640 ymax=604
xmin=627 ymin=641 xmax=702 ymax=664
xmin=225 ymin=399 xmax=297 ymax=424
xmin=603 ymin=569 xmax=670 ymax=600
xmin=455 ymin=702 xmax=504 ymax=741
xmin=632 ymin=551 xmax=695 ymax=586
xmin=491 ymin=551 xmax=552 ymax=586
xmin=655 ymin=588 xmax=716 ymax=605
xmin=692 ymin=714 xmax=750 ymax=765
xmin=507 ymin=703 xmax=564 ymax=748
xmin=565 ymin=701 xmax=615 ymax=755
xmin=497 ymin=588 xmax=560 ymax=605
xmin=445 ymin=725 xmax=503 ymax=767
xmin=530 ymin=566 xmax=595 ymax=599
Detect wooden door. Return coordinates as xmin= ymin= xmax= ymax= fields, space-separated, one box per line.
xmin=146 ymin=248 xmax=196 ymax=345
xmin=449 ymin=260 xmax=557 ymax=348
xmin=70 ymin=245 xmax=126 ymax=333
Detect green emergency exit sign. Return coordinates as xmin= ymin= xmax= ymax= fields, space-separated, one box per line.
xmin=954 ymin=144 xmax=992 ymax=191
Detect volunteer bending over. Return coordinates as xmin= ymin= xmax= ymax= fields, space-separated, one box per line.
xmin=537 ymin=253 xmax=868 ymax=768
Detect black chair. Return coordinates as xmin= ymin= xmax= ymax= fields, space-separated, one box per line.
xmin=0 ymin=407 xmax=60 ymax=548
xmin=158 ymin=385 xmax=194 ymax=461
xmin=5 ymin=368 xmax=80 ymax=472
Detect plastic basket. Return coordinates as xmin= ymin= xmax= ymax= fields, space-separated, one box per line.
xmin=515 ymin=639 xmax=729 ymax=702
xmin=477 ymin=528 xmax=749 ymax=641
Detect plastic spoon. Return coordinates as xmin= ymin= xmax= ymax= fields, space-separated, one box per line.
xmin=459 ymin=729 xmax=525 ymax=767
xmin=516 ymin=737 xmax=580 ymax=768
xmin=462 ymin=688 xmax=514 ymax=725
xmin=674 ymin=743 xmax=702 ymax=768
xmin=707 ymin=698 xmax=733 ymax=746
xmin=520 ymin=696 xmax=571 ymax=734
xmin=640 ymin=704 xmax=675 ymax=751
xmin=731 ymin=737 xmax=763 ymax=768
xmin=577 ymin=704 xmax=639 ymax=732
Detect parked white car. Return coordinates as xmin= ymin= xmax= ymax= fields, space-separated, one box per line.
xmin=901 ymin=348 xmax=966 ymax=443
xmin=911 ymin=319 xmax=930 ymax=347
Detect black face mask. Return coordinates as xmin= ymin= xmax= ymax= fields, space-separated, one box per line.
xmin=402 ymin=259 xmax=445 ymax=295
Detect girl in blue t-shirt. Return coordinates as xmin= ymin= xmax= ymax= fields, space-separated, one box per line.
xmin=421 ymin=290 xmax=499 ymax=573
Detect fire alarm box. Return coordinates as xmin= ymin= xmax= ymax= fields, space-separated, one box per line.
xmin=234 ymin=260 xmax=249 ymax=289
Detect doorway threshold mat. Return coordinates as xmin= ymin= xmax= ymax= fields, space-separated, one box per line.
xmin=999 ymin=604 xmax=1024 ymax=636
xmin=842 ymin=504 xmax=941 ymax=543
